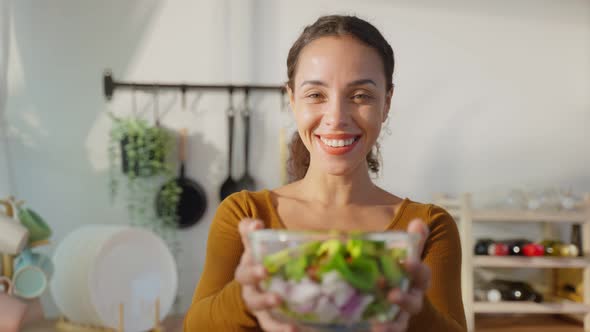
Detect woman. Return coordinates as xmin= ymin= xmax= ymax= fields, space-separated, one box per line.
xmin=184 ymin=15 xmax=466 ymax=332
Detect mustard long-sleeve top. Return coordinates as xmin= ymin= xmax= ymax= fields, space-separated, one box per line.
xmin=184 ymin=190 xmax=467 ymax=332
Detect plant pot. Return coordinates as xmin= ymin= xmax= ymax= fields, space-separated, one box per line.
xmin=120 ymin=133 xmax=165 ymax=176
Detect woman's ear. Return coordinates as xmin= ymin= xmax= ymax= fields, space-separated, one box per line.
xmin=287 ymin=85 xmax=295 ymax=112
xmin=382 ymin=85 xmax=394 ymax=122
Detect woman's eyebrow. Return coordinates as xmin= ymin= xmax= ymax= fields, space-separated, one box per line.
xmin=300 ymin=80 xmax=327 ymax=88
xmin=300 ymin=79 xmax=377 ymax=88
xmin=347 ymin=79 xmax=376 ymax=87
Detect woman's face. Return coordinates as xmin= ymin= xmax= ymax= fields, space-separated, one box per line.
xmin=288 ymin=34 xmax=392 ymax=177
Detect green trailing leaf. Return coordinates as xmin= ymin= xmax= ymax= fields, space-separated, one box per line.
xmin=107 ymin=114 xmax=181 ymax=259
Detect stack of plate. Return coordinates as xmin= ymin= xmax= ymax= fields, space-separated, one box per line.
xmin=50 ymin=225 xmax=178 ymax=332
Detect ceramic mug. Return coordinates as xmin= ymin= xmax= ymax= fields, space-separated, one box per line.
xmin=12 ymin=249 xmax=53 ymax=299
xmin=0 ymin=276 xmax=13 ymax=295
xmin=14 ymin=248 xmax=54 ymax=279
xmin=0 ymin=292 xmax=28 ymax=332
xmin=18 ymin=207 xmax=52 ymax=244
xmin=11 ymin=265 xmax=48 ymax=300
xmin=0 ymin=200 xmax=29 ymax=255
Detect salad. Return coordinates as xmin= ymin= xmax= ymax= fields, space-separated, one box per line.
xmin=258 ymin=236 xmax=411 ymax=327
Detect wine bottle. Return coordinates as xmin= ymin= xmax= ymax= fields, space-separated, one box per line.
xmin=559 ymin=243 xmax=579 ymax=257
xmin=571 ymin=224 xmax=583 ymax=257
xmin=541 ymin=239 xmax=559 ymax=256
xmin=523 ymin=243 xmax=544 ymax=256
xmin=474 ymin=238 xmax=494 ymax=256
xmin=488 ymin=243 xmax=509 ymax=256
xmin=489 ymin=279 xmax=543 ymax=303
xmin=505 ymin=239 xmax=530 ymax=256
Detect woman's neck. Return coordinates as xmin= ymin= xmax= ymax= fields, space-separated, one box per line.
xmin=297 ymin=163 xmax=380 ymax=207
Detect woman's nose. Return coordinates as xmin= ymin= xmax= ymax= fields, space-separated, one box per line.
xmin=322 ymin=98 xmax=351 ymax=128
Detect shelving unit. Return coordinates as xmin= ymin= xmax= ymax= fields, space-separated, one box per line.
xmin=473 ymin=299 xmax=590 ymax=314
xmin=434 ymin=193 xmax=590 ymax=332
xmin=474 ymin=256 xmax=590 ymax=268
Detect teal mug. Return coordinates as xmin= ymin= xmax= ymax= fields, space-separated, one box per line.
xmin=12 ymin=248 xmax=53 ymax=299
xmin=18 ymin=208 xmax=51 ymax=245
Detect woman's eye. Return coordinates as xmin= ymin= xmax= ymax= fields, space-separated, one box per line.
xmin=353 ymin=94 xmax=371 ymax=101
xmin=306 ymin=93 xmax=322 ymax=99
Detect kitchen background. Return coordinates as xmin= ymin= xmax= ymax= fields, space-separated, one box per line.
xmin=0 ymin=0 xmax=589 ymax=325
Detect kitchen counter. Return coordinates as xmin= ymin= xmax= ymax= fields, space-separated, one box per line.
xmin=22 ymin=316 xmax=184 ymax=332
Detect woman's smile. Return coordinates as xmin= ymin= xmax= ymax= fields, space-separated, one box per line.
xmin=315 ymin=133 xmax=362 ymax=156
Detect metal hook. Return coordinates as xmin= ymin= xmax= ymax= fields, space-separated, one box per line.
xmin=131 ymin=87 xmax=137 ymax=117
xmin=181 ymin=84 xmax=187 ymax=111
xmin=243 ymin=88 xmax=250 ymax=116
xmin=153 ymin=86 xmax=160 ymax=126
xmin=226 ymin=87 xmax=234 ymax=117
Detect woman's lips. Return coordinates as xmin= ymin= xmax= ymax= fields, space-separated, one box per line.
xmin=316 ymin=134 xmax=361 ymax=156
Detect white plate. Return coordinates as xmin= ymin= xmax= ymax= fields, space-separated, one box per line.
xmin=88 ymin=227 xmax=177 ymax=331
xmin=51 ymin=225 xmax=177 ymax=332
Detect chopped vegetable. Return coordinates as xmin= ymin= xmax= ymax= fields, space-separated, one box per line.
xmin=260 ymin=236 xmax=410 ymax=326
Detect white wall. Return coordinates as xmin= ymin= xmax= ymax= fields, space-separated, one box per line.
xmin=0 ymin=0 xmax=11 ymax=198
xmin=3 ymin=0 xmax=590 ymax=318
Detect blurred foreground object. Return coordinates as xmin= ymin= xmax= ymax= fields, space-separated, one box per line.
xmin=50 ymin=225 xmax=177 ymax=332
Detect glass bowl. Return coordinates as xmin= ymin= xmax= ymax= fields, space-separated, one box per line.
xmin=248 ymin=229 xmax=419 ymax=332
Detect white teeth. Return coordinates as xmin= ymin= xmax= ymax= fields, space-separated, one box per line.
xmin=320 ymin=137 xmax=357 ymax=147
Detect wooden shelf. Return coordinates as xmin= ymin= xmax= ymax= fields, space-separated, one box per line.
xmin=474 ymin=300 xmax=590 ymax=314
xmin=475 ymin=314 xmax=584 ymax=332
xmin=449 ymin=209 xmax=587 ymax=223
xmin=435 ymin=193 xmax=590 ymax=332
xmin=474 ymin=256 xmax=590 ymax=268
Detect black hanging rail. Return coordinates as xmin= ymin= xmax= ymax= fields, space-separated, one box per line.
xmin=103 ymin=69 xmax=285 ymax=100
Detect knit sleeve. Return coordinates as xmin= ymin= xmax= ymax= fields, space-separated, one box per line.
xmin=408 ymin=205 xmax=467 ymax=332
xmin=183 ymin=192 xmax=262 ymax=332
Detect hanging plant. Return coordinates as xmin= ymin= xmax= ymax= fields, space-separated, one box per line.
xmin=107 ymin=114 xmax=182 ymax=246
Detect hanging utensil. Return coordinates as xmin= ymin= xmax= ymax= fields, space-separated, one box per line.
xmin=236 ymin=89 xmax=256 ymax=191
xmin=219 ymin=88 xmax=240 ymax=201
xmin=156 ymin=90 xmax=207 ymax=228
xmin=156 ymin=128 xmax=207 ymax=228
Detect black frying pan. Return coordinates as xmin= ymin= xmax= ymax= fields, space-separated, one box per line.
xmin=156 ymin=128 xmax=207 ymax=228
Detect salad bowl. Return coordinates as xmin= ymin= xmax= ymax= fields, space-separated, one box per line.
xmin=248 ymin=229 xmax=419 ymax=331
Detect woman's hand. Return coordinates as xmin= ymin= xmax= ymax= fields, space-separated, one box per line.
xmin=235 ymin=219 xmax=298 ymax=332
xmin=372 ymin=219 xmax=431 ymax=332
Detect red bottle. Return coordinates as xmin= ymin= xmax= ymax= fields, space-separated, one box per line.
xmin=523 ymin=243 xmax=544 ymax=256
xmin=488 ymin=243 xmax=509 ymax=256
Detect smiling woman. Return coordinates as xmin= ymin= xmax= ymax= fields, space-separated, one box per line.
xmin=184 ymin=15 xmax=467 ymax=332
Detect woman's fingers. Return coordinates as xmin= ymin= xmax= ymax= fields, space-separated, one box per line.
xmin=395 ymin=311 xmax=410 ymax=331
xmin=235 ymin=260 xmax=266 ymax=285
xmin=388 ymin=287 xmax=424 ymax=315
xmin=387 ymin=261 xmax=430 ymax=315
xmin=371 ymin=311 xmax=410 ymax=332
xmin=254 ymin=310 xmax=298 ymax=332
xmin=241 ymin=285 xmax=283 ymax=311
xmin=407 ymin=218 xmax=429 ymax=258
xmin=405 ymin=260 xmax=431 ymax=291
xmin=238 ymin=218 xmax=264 ymax=251
xmin=236 ymin=218 xmax=267 ymax=285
